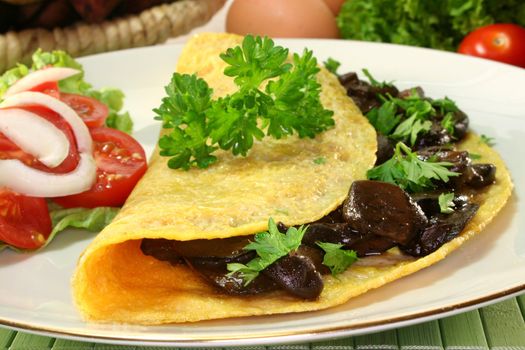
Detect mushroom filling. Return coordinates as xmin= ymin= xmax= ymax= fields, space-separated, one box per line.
xmin=141 ymin=72 xmax=497 ymax=300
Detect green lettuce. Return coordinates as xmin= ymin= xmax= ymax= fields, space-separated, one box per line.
xmin=337 ymin=0 xmax=525 ymax=51
xmin=0 ymin=207 xmax=119 ymax=252
xmin=0 ymin=49 xmax=133 ymax=133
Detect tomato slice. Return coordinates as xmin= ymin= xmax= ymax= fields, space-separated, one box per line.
xmin=54 ymin=127 xmax=147 ymax=208
xmin=0 ymin=188 xmax=52 ymax=249
xmin=30 ymin=81 xmax=61 ymax=99
xmin=0 ymin=106 xmax=80 ymax=173
xmin=60 ymin=93 xmax=109 ymax=128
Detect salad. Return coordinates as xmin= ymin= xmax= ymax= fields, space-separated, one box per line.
xmin=0 ymin=50 xmax=147 ymax=251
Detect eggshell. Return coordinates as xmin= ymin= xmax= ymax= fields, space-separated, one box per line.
xmin=226 ymin=0 xmax=339 ymax=39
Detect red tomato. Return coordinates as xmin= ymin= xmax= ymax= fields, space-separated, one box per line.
xmin=30 ymin=81 xmax=61 ymax=99
xmin=54 ymin=127 xmax=147 ymax=208
xmin=0 ymin=106 xmax=80 ymax=174
xmin=458 ymin=24 xmax=525 ymax=68
xmin=0 ymin=189 xmax=52 ymax=249
xmin=60 ymin=93 xmax=109 ymax=128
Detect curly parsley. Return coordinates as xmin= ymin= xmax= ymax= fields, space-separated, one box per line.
xmin=154 ymin=35 xmax=334 ymax=170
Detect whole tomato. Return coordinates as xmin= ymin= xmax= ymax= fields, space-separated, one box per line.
xmin=458 ymin=24 xmax=525 ymax=68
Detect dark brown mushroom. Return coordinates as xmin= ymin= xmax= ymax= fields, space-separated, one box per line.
xmin=263 ymin=252 xmax=324 ymax=300
xmin=401 ymin=203 xmax=479 ymax=257
xmin=342 ymin=180 xmax=428 ymax=245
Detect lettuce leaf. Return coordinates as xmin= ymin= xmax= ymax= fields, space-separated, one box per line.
xmin=0 ymin=64 xmax=29 ymax=97
xmin=337 ymin=0 xmax=525 ymax=51
xmin=88 ymin=88 xmax=133 ymax=134
xmin=0 ymin=207 xmax=119 ymax=252
xmin=0 ymin=49 xmax=133 ymax=133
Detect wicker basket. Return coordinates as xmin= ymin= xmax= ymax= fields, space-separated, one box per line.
xmin=0 ymin=0 xmax=225 ymax=73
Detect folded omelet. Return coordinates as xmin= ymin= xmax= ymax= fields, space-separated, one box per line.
xmin=72 ymin=33 xmax=512 ymax=324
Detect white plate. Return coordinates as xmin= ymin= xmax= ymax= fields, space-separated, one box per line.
xmin=0 ymin=39 xmax=524 ymax=347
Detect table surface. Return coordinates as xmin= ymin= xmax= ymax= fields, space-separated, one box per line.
xmin=1 ymin=294 xmax=524 ymax=349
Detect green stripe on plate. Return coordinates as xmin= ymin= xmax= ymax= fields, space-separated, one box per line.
xmin=397 ymin=320 xmax=443 ymax=350
xmin=479 ymin=298 xmax=525 ymax=350
xmin=439 ymin=310 xmax=488 ymax=350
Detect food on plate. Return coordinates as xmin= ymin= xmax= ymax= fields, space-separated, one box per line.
xmin=0 ymin=50 xmax=146 ymax=251
xmin=336 ymin=0 xmax=525 ymax=51
xmin=226 ymin=0 xmax=339 ymax=39
xmin=72 ymin=33 xmax=512 ymax=324
xmin=458 ymin=24 xmax=525 ymax=68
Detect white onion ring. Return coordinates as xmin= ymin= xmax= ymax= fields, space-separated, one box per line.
xmin=0 ymin=108 xmax=69 ymax=168
xmin=0 ymin=91 xmax=96 ymax=197
xmin=3 ymin=67 xmax=81 ymax=98
xmin=0 ymin=153 xmax=96 ymax=197
xmin=0 ymin=91 xmax=92 ymax=152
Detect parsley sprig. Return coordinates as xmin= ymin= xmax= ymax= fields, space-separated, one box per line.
xmin=154 ymin=35 xmax=334 ymax=170
xmin=438 ymin=192 xmax=455 ymax=214
xmin=227 ymin=218 xmax=307 ymax=285
xmin=317 ymin=242 xmax=358 ymax=276
xmin=367 ymin=142 xmax=460 ymax=192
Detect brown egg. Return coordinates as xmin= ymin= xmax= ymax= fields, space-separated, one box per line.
xmin=322 ymin=0 xmax=346 ymax=15
xmin=226 ymin=0 xmax=339 ymax=39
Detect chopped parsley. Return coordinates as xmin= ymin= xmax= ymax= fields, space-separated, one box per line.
xmin=367 ymin=142 xmax=460 ymax=193
xmin=313 ymin=156 xmax=327 ymax=165
xmin=317 ymin=242 xmax=358 ymax=276
xmin=480 ymin=134 xmax=496 ymax=146
xmin=226 ymin=218 xmax=307 ymax=285
xmin=324 ymin=57 xmax=341 ymax=75
xmin=469 ymin=152 xmax=482 ymax=160
xmin=362 ymin=68 xmax=393 ymax=88
xmin=438 ymin=192 xmax=455 ymax=214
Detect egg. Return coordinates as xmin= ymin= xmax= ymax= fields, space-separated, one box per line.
xmin=322 ymin=0 xmax=346 ymax=15
xmin=226 ymin=0 xmax=339 ymax=39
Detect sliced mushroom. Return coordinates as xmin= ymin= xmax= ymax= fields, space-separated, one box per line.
xmin=263 ymin=252 xmax=324 ymax=300
xmin=401 ymin=203 xmax=479 ymax=257
xmin=342 ymin=180 xmax=428 ymax=245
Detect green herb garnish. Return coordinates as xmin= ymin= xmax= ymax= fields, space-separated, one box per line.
xmin=367 ymin=142 xmax=460 ymax=192
xmin=432 ymin=97 xmax=459 ymax=114
xmin=365 ymin=100 xmax=401 ymax=135
xmin=366 ymin=90 xmax=437 ymax=145
xmin=226 ymin=218 xmax=307 ymax=285
xmin=317 ymin=242 xmax=358 ymax=276
xmin=480 ymin=134 xmax=496 ymax=146
xmin=313 ymin=156 xmax=327 ymax=165
xmin=469 ymin=152 xmax=482 ymax=160
xmin=324 ymin=57 xmax=341 ymax=75
xmin=155 ymin=35 xmax=334 ymax=170
xmin=441 ymin=113 xmax=455 ymax=135
xmin=438 ymin=192 xmax=455 ymax=214
xmin=362 ymin=68 xmax=393 ymax=88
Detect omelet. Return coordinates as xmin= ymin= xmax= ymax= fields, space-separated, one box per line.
xmin=72 ymin=33 xmax=512 ymax=324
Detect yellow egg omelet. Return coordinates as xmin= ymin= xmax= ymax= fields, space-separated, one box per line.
xmin=72 ymin=33 xmax=512 ymax=324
